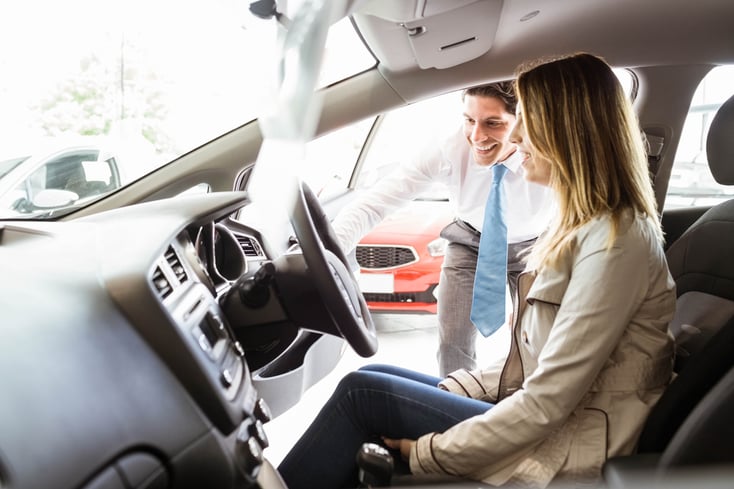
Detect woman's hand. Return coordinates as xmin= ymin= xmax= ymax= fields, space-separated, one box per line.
xmin=382 ymin=437 xmax=415 ymax=461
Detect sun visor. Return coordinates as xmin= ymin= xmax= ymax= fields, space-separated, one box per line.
xmin=357 ymin=0 xmax=503 ymax=70
xmin=407 ymin=0 xmax=502 ymax=69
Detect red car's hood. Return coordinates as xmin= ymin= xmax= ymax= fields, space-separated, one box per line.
xmin=359 ymin=200 xmax=453 ymax=245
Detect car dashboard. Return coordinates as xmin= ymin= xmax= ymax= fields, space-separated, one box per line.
xmin=0 ymin=191 xmax=311 ymax=489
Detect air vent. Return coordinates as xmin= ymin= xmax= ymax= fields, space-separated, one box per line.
xmin=152 ymin=246 xmax=188 ymax=299
xmin=165 ymin=246 xmax=188 ymax=284
xmin=152 ymin=266 xmax=173 ymax=298
xmin=235 ymin=234 xmax=265 ymax=258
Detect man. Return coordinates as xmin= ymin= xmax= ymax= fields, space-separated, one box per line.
xmin=332 ymin=82 xmax=554 ymax=376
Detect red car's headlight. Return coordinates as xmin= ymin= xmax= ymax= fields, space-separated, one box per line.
xmin=427 ymin=237 xmax=448 ymax=257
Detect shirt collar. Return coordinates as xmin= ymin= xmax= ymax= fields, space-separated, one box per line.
xmin=498 ymin=149 xmax=523 ymax=173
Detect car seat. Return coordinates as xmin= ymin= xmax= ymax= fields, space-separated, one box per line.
xmin=65 ymin=179 xmax=111 ymax=198
xmin=47 ymin=159 xmax=85 ymax=191
xmin=665 ymin=92 xmax=734 ymax=362
xmin=603 ymin=93 xmax=734 ymax=485
xmin=659 ymin=365 xmax=734 ymax=468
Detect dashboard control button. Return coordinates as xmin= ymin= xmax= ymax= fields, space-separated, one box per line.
xmin=220 ymin=369 xmax=233 ymax=388
xmin=248 ymin=419 xmax=269 ymax=448
xmin=235 ymin=422 xmax=264 ymax=475
xmin=254 ymin=398 xmax=272 ymax=424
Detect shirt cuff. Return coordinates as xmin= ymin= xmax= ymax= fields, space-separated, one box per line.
xmin=438 ymin=369 xmax=489 ymax=399
xmin=410 ymin=433 xmax=440 ymax=475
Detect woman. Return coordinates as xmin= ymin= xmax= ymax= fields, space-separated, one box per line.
xmin=277 ymin=52 xmax=676 ymax=488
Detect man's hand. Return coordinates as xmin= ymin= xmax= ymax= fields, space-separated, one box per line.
xmin=382 ymin=437 xmax=415 ymax=462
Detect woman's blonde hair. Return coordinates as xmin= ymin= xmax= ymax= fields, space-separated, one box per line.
xmin=515 ymin=52 xmax=662 ymax=269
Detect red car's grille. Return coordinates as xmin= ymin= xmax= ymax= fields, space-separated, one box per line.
xmin=356 ymin=245 xmax=418 ymax=270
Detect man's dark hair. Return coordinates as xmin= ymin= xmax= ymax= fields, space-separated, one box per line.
xmin=462 ymin=81 xmax=517 ymax=115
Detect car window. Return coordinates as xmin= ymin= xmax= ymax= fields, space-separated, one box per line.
xmin=666 ymin=65 xmax=734 ymax=209
xmin=357 ymin=90 xmax=463 ymax=201
xmin=300 ymin=118 xmax=376 ymax=199
xmin=0 ymin=157 xmax=29 ymax=179
xmin=300 ymin=90 xmax=466 ymax=203
xmin=615 ymin=68 xmax=637 ymax=101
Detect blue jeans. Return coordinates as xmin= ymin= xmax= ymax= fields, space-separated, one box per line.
xmin=277 ymin=364 xmax=493 ymax=489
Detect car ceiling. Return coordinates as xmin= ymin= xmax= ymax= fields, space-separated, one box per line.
xmin=343 ymin=0 xmax=734 ymax=103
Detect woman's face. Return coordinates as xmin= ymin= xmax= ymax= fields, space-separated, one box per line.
xmin=509 ymin=108 xmax=553 ymax=186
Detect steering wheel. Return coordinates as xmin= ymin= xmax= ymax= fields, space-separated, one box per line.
xmin=289 ymin=180 xmax=378 ymax=357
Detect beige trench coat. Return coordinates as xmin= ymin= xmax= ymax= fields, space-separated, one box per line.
xmin=410 ymin=212 xmax=676 ymax=487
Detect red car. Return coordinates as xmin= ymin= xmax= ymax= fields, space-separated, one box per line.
xmin=355 ymin=199 xmax=453 ymax=314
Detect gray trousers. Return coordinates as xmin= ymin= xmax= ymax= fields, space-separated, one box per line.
xmin=436 ymin=220 xmax=534 ymax=376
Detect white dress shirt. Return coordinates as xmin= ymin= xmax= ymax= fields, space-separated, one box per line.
xmin=332 ymin=127 xmax=556 ymax=251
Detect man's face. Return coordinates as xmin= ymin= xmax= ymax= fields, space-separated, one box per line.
xmin=462 ymin=94 xmax=516 ymax=166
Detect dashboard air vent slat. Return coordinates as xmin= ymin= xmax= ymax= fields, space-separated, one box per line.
xmin=165 ymin=246 xmax=187 ymax=284
xmin=235 ymin=234 xmax=264 ymax=258
xmin=152 ymin=266 xmax=173 ymax=298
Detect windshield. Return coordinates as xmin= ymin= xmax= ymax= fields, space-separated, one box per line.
xmin=0 ymin=157 xmax=30 ymax=180
xmin=0 ymin=0 xmax=374 ymax=219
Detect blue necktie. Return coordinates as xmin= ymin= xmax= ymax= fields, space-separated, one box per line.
xmin=471 ymin=163 xmax=508 ymax=337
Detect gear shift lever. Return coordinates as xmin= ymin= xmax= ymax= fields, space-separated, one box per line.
xmin=356 ymin=442 xmax=394 ymax=487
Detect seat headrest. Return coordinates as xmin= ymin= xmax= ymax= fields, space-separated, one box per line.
xmin=707 ymin=93 xmax=734 ymax=185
